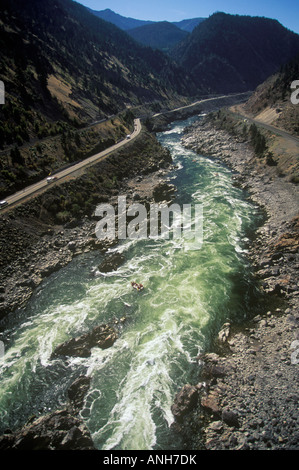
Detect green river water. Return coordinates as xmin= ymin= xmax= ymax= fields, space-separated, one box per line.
xmin=0 ymin=115 xmax=264 ymax=450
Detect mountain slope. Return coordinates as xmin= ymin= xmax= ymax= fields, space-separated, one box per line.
xmin=242 ymin=54 xmax=299 ymax=136
xmin=171 ymin=12 xmax=299 ymax=93
xmin=127 ymin=21 xmax=189 ymax=52
xmin=0 ymin=0 xmax=199 ymax=197
xmin=0 ymin=0 xmax=197 ymax=134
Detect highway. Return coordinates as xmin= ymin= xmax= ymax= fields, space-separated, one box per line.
xmin=2 ymin=99 xmax=297 ymax=212
xmin=1 ymin=119 xmax=141 ymax=210
xmin=229 ymin=109 xmax=299 ymax=145
xmin=152 ymin=92 xmax=251 ymax=118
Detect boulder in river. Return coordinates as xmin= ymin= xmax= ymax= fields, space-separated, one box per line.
xmin=51 ymin=324 xmax=118 ymax=359
xmin=98 ymin=252 xmax=125 ymax=273
xmin=0 ymin=409 xmax=95 ymax=450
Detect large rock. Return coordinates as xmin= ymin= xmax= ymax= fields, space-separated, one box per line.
xmin=201 ymin=390 xmax=220 ymax=415
xmin=67 ymin=375 xmax=91 ymax=414
xmin=0 ymin=373 xmax=94 ymax=450
xmin=0 ymin=409 xmax=95 ymax=450
xmin=51 ymin=324 xmax=118 ymax=359
xmin=222 ymin=407 xmax=240 ymax=428
xmin=218 ymin=322 xmax=231 ymax=344
xmin=171 ymin=384 xmax=200 ymax=423
xmin=153 ymin=182 xmax=176 ymax=203
xmin=98 ymin=253 xmax=125 ymax=273
xmin=199 ymin=352 xmax=229 ymax=379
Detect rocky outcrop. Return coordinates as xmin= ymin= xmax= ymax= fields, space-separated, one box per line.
xmin=217 ymin=322 xmax=231 ymax=345
xmin=67 ymin=375 xmax=92 ymax=415
xmin=51 ymin=324 xmax=118 ymax=359
xmin=171 ymin=384 xmax=202 ymax=423
xmin=0 ymin=375 xmax=95 ymax=450
xmin=152 ymin=182 xmax=177 ymax=203
xmin=0 ymin=410 xmax=95 ymax=450
xmin=98 ymin=252 xmax=125 ymax=273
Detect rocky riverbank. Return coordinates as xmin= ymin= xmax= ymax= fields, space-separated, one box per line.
xmin=170 ymin=115 xmax=299 ymax=450
xmin=0 ymin=374 xmax=96 ymax=450
xmin=0 ymin=321 xmax=121 ymax=450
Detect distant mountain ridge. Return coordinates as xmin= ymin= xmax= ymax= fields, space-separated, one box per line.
xmin=87 ymin=8 xmax=155 ymax=30
xmin=172 ymin=18 xmax=205 ymax=32
xmin=89 ymin=8 xmax=205 ymax=32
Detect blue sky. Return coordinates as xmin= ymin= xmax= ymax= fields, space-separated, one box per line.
xmin=77 ymin=0 xmax=299 ymax=34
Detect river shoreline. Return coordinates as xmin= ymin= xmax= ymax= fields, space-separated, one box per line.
xmin=172 ymin=116 xmax=299 ymax=450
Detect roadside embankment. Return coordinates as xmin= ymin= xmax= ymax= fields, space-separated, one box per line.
xmin=171 ymin=111 xmax=299 ymax=450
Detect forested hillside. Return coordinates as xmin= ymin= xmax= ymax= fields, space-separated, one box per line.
xmin=0 ymin=0 xmax=198 ymax=197
xmin=171 ymin=12 xmax=299 ymax=93
xmin=0 ymin=0 xmax=197 ymax=147
xmin=127 ymin=22 xmax=189 ymax=52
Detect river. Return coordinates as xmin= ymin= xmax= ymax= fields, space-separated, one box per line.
xmin=0 ymin=115 xmax=264 ymax=450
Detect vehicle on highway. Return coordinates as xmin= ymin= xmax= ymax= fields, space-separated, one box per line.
xmin=126 ymin=134 xmax=131 ymax=139
xmin=47 ymin=176 xmax=57 ymax=184
xmin=0 ymin=200 xmax=8 ymax=209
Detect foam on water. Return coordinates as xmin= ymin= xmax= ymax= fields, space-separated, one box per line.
xmin=0 ymin=115 xmax=262 ymax=450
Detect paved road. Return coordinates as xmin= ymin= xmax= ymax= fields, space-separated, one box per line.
xmin=152 ymin=92 xmax=251 ymax=118
xmin=230 ymin=109 xmax=299 ymax=145
xmin=1 ymin=119 xmax=141 ymax=210
xmin=3 ymin=101 xmax=297 ymax=212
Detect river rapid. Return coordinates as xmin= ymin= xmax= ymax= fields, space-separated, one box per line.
xmin=0 ymin=115 xmax=264 ymax=450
